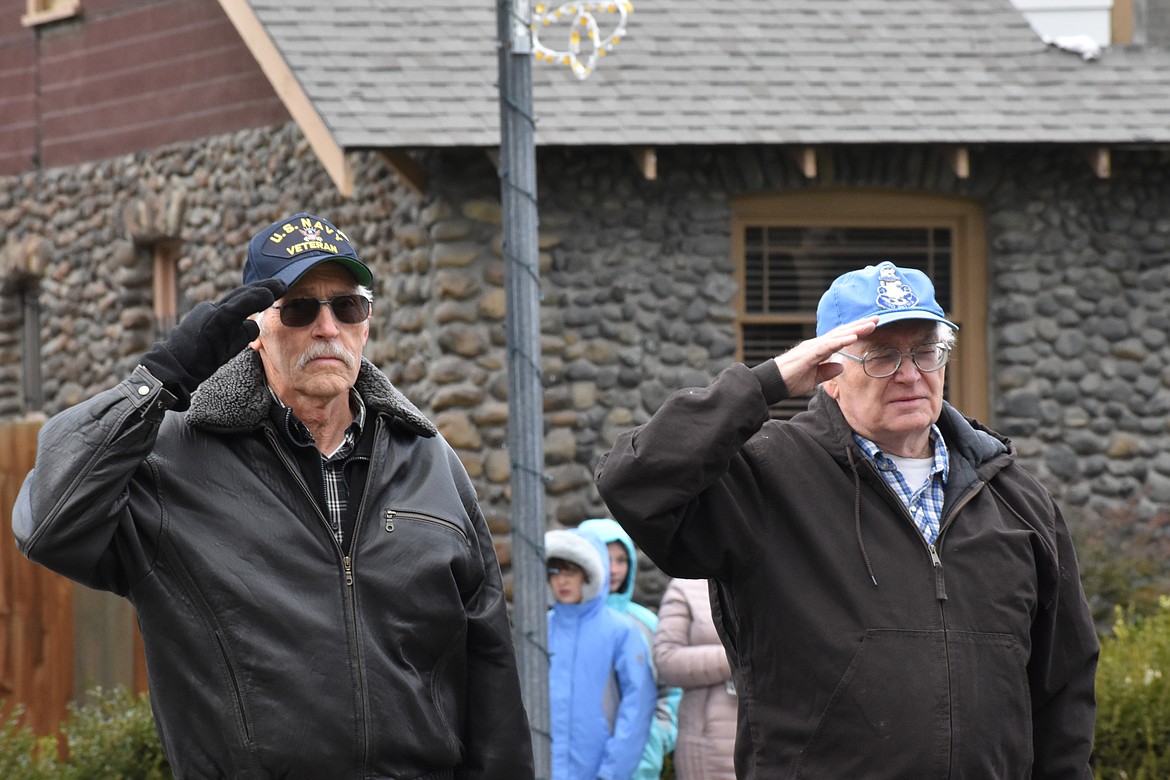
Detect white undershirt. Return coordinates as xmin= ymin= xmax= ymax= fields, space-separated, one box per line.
xmin=885 ymin=454 xmax=933 ymax=493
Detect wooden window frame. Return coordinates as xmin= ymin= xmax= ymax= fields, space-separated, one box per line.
xmin=22 ymin=0 xmax=80 ymax=27
xmin=20 ymin=285 xmax=43 ymax=412
xmin=151 ymin=240 xmax=181 ymax=339
xmin=731 ymin=189 xmax=989 ymax=422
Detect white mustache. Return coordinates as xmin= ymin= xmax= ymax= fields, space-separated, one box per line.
xmin=296 ymin=342 xmax=354 ymax=370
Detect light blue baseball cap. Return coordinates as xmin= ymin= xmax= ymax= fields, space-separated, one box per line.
xmin=816 ymin=261 xmax=957 ymax=337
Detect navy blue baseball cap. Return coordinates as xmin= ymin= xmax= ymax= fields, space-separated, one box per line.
xmin=816 ymin=261 xmax=957 ymax=337
xmin=242 ymin=213 xmax=373 ymax=288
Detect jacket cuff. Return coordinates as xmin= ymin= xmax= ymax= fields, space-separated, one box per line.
xmin=123 ymin=365 xmax=179 ymax=423
xmin=750 ymin=359 xmax=791 ymax=407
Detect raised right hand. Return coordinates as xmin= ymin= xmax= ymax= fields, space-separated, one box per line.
xmin=139 ymin=279 xmax=287 ymax=410
xmin=772 ymin=317 xmax=878 ymax=397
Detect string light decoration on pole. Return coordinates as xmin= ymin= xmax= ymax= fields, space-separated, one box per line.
xmin=532 ymin=1 xmax=633 ymax=80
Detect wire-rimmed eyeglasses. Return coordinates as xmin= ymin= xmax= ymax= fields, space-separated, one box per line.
xmin=836 ymin=342 xmax=952 ymax=378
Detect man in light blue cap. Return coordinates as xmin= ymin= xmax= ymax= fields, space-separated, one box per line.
xmin=597 ymin=261 xmax=1097 ymax=779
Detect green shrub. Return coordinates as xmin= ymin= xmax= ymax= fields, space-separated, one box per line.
xmin=0 ymin=687 xmax=169 ymax=780
xmin=1064 ymin=502 xmax=1170 ymax=630
xmin=58 ymin=686 xmax=170 ymax=780
xmin=1093 ymin=598 xmax=1170 ymax=779
xmin=0 ymin=704 xmax=59 ymax=780
xmin=660 ymin=750 xmax=675 ymax=779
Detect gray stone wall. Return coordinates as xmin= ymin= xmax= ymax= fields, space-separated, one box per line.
xmin=0 ymin=124 xmax=411 ymax=415
xmin=3 ymin=122 xmax=1170 ymax=601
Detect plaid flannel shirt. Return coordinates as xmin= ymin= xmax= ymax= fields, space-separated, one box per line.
xmin=853 ymin=424 xmax=949 ymax=544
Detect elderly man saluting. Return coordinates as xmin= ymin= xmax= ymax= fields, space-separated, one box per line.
xmin=596 ymin=261 xmax=1097 ymax=779
xmin=15 ymin=213 xmax=534 ymax=779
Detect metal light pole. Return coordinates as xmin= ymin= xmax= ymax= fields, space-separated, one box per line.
xmin=496 ymin=0 xmax=550 ymax=775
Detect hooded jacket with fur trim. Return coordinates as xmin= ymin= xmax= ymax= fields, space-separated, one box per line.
xmin=546 ymin=529 xmax=657 ymax=780
xmin=596 ymin=360 xmax=1098 ymax=780
xmin=15 ymin=350 xmax=533 ymax=780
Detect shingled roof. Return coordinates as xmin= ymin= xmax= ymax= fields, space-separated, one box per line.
xmin=225 ymin=0 xmax=1170 ymax=153
xmin=215 ymin=0 xmax=1165 ymax=194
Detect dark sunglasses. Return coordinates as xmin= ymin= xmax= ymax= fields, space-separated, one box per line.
xmin=270 ymin=294 xmax=371 ymax=328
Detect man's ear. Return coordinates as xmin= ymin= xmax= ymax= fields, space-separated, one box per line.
xmin=248 ymin=313 xmax=265 ymax=351
xmin=822 ymin=376 xmax=841 ymax=399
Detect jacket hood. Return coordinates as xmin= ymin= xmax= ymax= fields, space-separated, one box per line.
xmin=185 ymin=349 xmax=436 ymax=438
xmin=577 ymin=517 xmax=637 ymax=610
xmin=545 ymin=528 xmax=608 ymax=604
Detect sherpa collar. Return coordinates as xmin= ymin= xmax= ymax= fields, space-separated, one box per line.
xmin=185 ymin=349 xmax=436 ymax=438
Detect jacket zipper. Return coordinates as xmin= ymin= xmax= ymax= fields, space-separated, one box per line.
xmin=264 ymin=429 xmax=344 ymax=554
xmin=929 ymin=481 xmax=985 ymax=602
xmin=868 ymin=457 xmax=988 ymax=780
xmin=863 ymin=458 xmax=986 ymax=603
xmin=347 ymin=416 xmax=382 ymax=775
xmin=382 ymin=508 xmax=470 ymax=545
xmin=342 ymin=422 xmax=378 ymax=588
xmin=928 ymin=544 xmax=946 ymax=601
xmin=266 ymin=418 xmax=383 ymax=775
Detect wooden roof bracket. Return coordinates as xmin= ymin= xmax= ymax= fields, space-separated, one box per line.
xmin=944 ymin=146 xmax=971 ymax=179
xmin=789 ymin=146 xmax=818 ymax=179
xmin=218 ymin=0 xmax=354 ymax=196
xmin=630 ymin=147 xmax=657 ymax=180
xmin=1084 ymin=146 xmax=1111 ymax=178
xmin=380 ymin=151 xmax=428 ymax=197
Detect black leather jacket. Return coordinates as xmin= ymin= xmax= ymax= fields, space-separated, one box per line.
xmin=15 ymin=350 xmax=534 ymax=780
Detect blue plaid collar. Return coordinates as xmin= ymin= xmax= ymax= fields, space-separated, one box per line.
xmin=853 ymin=424 xmax=949 ymax=484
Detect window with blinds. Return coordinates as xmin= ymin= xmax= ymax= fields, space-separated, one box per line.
xmin=739 ymin=225 xmax=954 ymax=419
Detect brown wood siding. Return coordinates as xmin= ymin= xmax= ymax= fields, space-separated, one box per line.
xmin=0 ymin=0 xmax=289 ymax=175
xmin=0 ymin=27 xmax=38 ymax=174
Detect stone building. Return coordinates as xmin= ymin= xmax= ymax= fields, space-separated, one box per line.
xmin=3 ymin=0 xmax=1170 ymax=713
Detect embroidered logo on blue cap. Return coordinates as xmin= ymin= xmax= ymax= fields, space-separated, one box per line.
xmin=875 ymin=263 xmax=920 ymax=311
xmin=261 ymin=218 xmax=351 ymax=261
xmin=243 ymin=213 xmax=374 ymax=288
xmin=815 ymin=261 xmax=957 ymax=336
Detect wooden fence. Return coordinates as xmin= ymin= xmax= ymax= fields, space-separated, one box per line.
xmin=0 ymin=420 xmax=148 ymax=741
xmin=0 ymin=419 xmax=73 ymax=736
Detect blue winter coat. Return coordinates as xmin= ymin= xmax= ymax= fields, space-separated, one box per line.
xmin=578 ymin=518 xmax=682 ymax=780
xmin=548 ymin=529 xmax=657 ymax=780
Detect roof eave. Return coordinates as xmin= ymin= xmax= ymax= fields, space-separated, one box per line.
xmin=217 ymin=0 xmax=353 ymax=196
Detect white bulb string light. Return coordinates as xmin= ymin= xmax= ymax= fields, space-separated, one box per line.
xmin=531 ymin=2 xmax=633 ymax=80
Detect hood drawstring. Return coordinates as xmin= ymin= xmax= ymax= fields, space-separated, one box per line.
xmin=846 ymin=447 xmax=879 ymax=587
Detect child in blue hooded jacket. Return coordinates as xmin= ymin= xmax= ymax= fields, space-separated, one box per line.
xmin=578 ymin=518 xmax=682 ymax=780
xmin=546 ymin=527 xmax=657 ymax=780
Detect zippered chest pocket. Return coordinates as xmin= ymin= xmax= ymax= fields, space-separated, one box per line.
xmin=368 ymin=507 xmax=477 ymax=660
xmin=383 ymin=508 xmax=470 ymax=546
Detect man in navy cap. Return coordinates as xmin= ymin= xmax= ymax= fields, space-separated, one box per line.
xmin=15 ymin=213 xmax=534 ymax=779
xmin=596 ymin=262 xmax=1097 ymax=779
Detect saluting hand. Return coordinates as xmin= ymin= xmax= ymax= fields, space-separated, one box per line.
xmin=772 ymin=317 xmax=878 ymax=397
xmin=140 ymin=279 xmax=287 ymax=411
